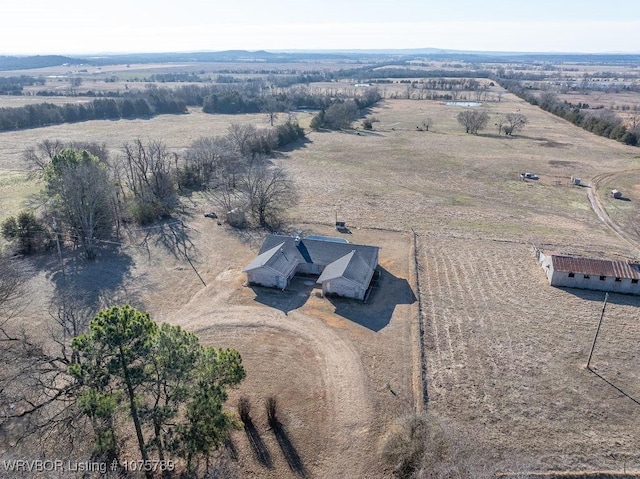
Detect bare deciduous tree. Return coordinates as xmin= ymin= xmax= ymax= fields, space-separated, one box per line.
xmin=208 ymin=181 xmax=243 ymax=218
xmin=23 ymin=140 xmax=108 ymax=174
xmin=262 ymin=96 xmax=280 ymax=127
xmin=23 ymin=139 xmax=65 ymax=173
xmin=240 ymin=164 xmax=297 ymax=228
xmin=502 ymin=113 xmax=528 ymax=136
xmin=0 ymin=284 xmax=93 ymax=456
xmin=457 ymin=109 xmax=489 ymax=134
xmin=119 ymin=139 xmax=177 ymax=223
xmin=227 ymin=123 xmax=259 ymax=158
xmin=0 ymin=254 xmax=30 ymax=332
xmin=181 ymin=136 xmax=236 ymax=190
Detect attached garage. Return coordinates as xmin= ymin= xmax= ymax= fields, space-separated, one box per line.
xmin=243 ymin=242 xmax=298 ymax=290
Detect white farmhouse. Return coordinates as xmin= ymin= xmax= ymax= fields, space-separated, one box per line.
xmin=243 ymin=235 xmax=379 ymax=301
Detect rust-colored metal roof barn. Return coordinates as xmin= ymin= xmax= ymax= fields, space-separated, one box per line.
xmin=551 ymin=255 xmax=640 ymax=279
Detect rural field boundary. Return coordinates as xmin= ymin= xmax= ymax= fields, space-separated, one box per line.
xmin=411 ymin=228 xmax=429 ymax=410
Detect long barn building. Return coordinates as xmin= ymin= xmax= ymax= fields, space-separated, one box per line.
xmin=538 ymin=250 xmax=640 ymax=295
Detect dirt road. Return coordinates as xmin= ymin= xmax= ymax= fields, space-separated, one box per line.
xmin=587 ymin=171 xmax=640 ymax=253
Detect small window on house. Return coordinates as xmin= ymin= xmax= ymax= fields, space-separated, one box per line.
xmin=632 ymin=279 xmax=638 ymax=284
xmin=568 ymin=272 xmax=575 ymax=278
xmin=583 ymin=274 xmax=590 ymax=279
xmin=615 ymin=277 xmax=621 ymax=282
xmin=600 ymin=275 xmax=606 ymax=281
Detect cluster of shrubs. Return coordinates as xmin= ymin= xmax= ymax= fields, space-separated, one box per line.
xmin=176 ymin=120 xmax=305 ymax=191
xmin=310 ymin=87 xmax=382 ymax=130
xmin=0 ymin=75 xmax=45 ymax=95
xmin=1 ymin=212 xmax=51 ymax=255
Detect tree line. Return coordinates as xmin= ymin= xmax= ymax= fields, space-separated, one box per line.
xmin=310 ymin=87 xmax=382 ymax=130
xmin=0 ymin=75 xmax=45 ymax=94
xmin=498 ymin=78 xmax=639 ymax=146
xmin=0 ymin=82 xmax=367 ymax=131
xmin=338 ymin=66 xmax=493 ymax=81
xmin=0 ymin=94 xmax=185 ymax=131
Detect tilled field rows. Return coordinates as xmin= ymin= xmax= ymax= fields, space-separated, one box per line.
xmin=417 ymin=234 xmax=640 ymax=471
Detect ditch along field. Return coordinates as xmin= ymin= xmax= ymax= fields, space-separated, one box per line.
xmin=1 ymin=87 xmax=640 ymax=477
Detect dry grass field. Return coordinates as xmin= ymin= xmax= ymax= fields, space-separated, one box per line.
xmin=0 ymin=108 xmax=289 ymax=171
xmin=1 ymin=82 xmax=640 ymax=477
xmin=282 ymin=93 xmax=640 ymax=474
xmin=418 ymin=234 xmax=640 ymax=471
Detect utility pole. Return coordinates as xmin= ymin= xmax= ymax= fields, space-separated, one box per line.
xmin=587 ymin=292 xmax=608 ymax=370
xmin=52 ymin=218 xmax=65 ymax=282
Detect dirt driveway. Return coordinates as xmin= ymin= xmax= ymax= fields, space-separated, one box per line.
xmin=135 ymin=216 xmax=418 ymax=478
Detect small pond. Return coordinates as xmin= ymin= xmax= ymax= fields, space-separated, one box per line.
xmin=445 ymin=101 xmax=482 ymax=106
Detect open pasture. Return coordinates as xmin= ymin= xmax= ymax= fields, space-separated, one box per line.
xmin=280 ymin=93 xmax=640 ymax=472
xmin=286 ymin=94 xmax=639 ymax=246
xmin=1 ymin=79 xmax=640 ymax=475
xmin=0 ymin=108 xmax=278 ymax=171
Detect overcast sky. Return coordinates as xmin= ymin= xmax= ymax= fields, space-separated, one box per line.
xmin=3 ymin=0 xmax=639 ymax=55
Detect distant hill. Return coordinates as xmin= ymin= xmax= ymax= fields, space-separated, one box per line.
xmin=78 ymin=50 xmax=359 ymax=65
xmin=1 ymin=50 xmax=639 ymax=71
xmin=0 ymin=55 xmax=85 ymax=71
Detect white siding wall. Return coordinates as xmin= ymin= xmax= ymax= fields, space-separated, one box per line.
xmin=323 ymin=278 xmax=366 ymax=301
xmin=539 ymin=252 xmax=554 ymax=284
xmin=247 ymin=270 xmax=281 ymax=288
xmin=296 ymin=263 xmax=322 ymax=275
xmin=550 ymin=271 xmax=640 ymax=294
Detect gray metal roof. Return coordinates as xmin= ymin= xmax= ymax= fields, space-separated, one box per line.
xmin=242 ymin=241 xmax=297 ymax=277
xmin=551 ymin=254 xmax=640 ymax=279
xmin=259 ymin=235 xmax=379 ymax=270
xmin=317 ymin=250 xmax=375 ymax=286
xmin=245 ymin=234 xmax=379 ymax=288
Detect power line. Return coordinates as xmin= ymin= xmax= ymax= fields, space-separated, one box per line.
xmin=587 ymin=292 xmax=608 ymax=370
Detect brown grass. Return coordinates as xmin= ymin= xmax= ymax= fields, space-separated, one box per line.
xmin=2 ymin=82 xmax=640 ymax=477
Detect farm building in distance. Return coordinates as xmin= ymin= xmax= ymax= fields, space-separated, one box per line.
xmin=537 ymin=249 xmax=640 ymax=294
xmin=243 ymin=234 xmax=379 ymax=300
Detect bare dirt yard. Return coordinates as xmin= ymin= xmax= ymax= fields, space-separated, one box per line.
xmin=3 ymin=209 xmax=417 ymax=478
xmin=2 ymin=86 xmax=640 ymax=477
xmin=151 ymin=219 xmax=417 ymax=479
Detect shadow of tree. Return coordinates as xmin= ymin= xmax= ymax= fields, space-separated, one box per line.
xmin=225 ymin=436 xmax=238 ymax=461
xmin=240 ymin=414 xmax=273 ymax=468
xmin=30 ymin=242 xmax=140 ymax=313
xmin=137 ymin=217 xmax=197 ymax=261
xmin=269 ymin=418 xmax=307 ymax=478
